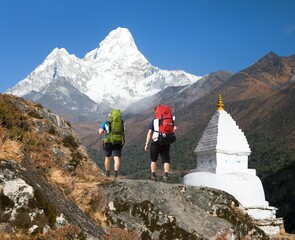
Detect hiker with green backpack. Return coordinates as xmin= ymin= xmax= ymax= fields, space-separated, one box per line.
xmin=99 ymin=109 xmax=125 ymax=178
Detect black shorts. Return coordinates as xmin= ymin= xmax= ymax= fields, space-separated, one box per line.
xmin=150 ymin=142 xmax=170 ymax=164
xmin=104 ymin=143 xmax=122 ymax=157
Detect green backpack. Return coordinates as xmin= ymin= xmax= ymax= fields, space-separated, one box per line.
xmin=105 ymin=109 xmax=125 ymax=145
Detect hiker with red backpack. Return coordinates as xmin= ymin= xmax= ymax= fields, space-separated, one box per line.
xmin=99 ymin=109 xmax=125 ymax=178
xmin=144 ymin=105 xmax=176 ymax=182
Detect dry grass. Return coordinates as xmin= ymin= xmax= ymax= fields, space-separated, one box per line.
xmin=77 ymin=183 xmax=107 ymax=224
xmin=49 ymin=166 xmax=108 ymax=224
xmin=75 ymin=160 xmax=103 ymax=181
xmin=33 ymin=224 xmax=84 ymax=240
xmin=0 ymin=233 xmax=32 ymax=240
xmin=49 ymin=168 xmax=74 ymax=188
xmin=23 ymin=131 xmax=55 ymax=167
xmin=101 ymin=228 xmax=139 ymax=240
xmin=271 ymin=233 xmax=295 ymax=240
xmin=0 ymin=135 xmax=23 ymax=162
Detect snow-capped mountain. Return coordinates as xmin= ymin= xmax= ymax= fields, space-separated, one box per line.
xmin=6 ymin=27 xmax=202 ymax=121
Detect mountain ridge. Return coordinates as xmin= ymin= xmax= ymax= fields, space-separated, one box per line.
xmin=5 ymin=27 xmax=202 ymax=122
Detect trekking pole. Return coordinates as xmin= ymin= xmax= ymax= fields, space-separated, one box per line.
xmin=99 ymin=134 xmax=103 ymax=163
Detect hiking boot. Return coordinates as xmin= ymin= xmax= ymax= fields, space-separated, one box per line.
xmin=163 ymin=175 xmax=168 ymax=182
xmin=114 ymin=171 xmax=118 ymax=178
xmin=105 ymin=171 xmax=110 ymax=177
xmin=150 ymin=175 xmax=157 ymax=181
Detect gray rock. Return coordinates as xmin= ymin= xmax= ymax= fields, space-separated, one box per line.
xmin=102 ymin=179 xmax=268 ymax=239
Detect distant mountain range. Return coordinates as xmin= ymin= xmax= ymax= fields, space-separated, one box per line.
xmin=6 ymin=27 xmax=201 ymax=122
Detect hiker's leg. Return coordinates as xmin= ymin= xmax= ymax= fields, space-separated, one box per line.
xmin=164 ymin=162 xmax=170 ymax=173
xmin=112 ymin=144 xmax=122 ymax=177
xmin=105 ymin=156 xmax=111 ymax=171
xmin=113 ymin=144 xmax=122 ymax=177
xmin=150 ymin=143 xmax=159 ymax=175
xmin=150 ymin=161 xmax=157 ymax=180
xmin=104 ymin=143 xmax=112 ymax=175
xmin=114 ymin=156 xmax=120 ymax=172
xmin=161 ymin=145 xmax=171 ymax=180
xmin=151 ymin=161 xmax=157 ymax=173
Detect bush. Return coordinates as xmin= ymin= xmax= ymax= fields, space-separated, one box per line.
xmin=35 ymin=103 xmax=43 ymax=109
xmin=63 ymin=135 xmax=79 ymax=149
xmin=28 ymin=110 xmax=43 ymax=119
xmin=0 ymin=95 xmax=30 ymax=140
xmin=65 ymin=121 xmax=71 ymax=128
xmin=33 ymin=225 xmax=86 ymax=240
xmin=48 ymin=126 xmax=57 ymax=135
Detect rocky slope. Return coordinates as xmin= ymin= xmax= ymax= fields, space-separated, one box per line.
xmin=0 ymin=94 xmax=283 ymax=239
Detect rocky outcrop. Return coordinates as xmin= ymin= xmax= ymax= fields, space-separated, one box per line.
xmin=102 ymin=179 xmax=268 ymax=239
xmin=0 ymin=157 xmax=104 ymax=239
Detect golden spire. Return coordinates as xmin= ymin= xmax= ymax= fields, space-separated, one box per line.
xmin=217 ymin=95 xmax=224 ymax=110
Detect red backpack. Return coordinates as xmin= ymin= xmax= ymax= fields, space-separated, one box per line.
xmin=153 ymin=105 xmax=176 ymax=144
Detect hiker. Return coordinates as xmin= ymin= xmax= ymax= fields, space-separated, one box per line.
xmin=144 ymin=105 xmax=176 ymax=182
xmin=99 ymin=110 xmax=125 ymax=177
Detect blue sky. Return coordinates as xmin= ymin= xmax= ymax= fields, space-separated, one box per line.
xmin=1 ymin=0 xmax=295 ymax=93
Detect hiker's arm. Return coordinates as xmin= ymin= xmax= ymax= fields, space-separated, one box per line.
xmin=98 ymin=128 xmax=104 ymax=134
xmin=144 ymin=129 xmax=153 ymax=151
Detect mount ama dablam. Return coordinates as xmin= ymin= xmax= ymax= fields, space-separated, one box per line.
xmin=6 ymin=27 xmax=201 ymax=123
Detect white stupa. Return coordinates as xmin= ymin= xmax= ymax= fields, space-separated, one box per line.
xmin=182 ymin=95 xmax=284 ymax=235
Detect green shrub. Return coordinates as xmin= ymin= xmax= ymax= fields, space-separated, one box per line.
xmin=48 ymin=126 xmax=57 ymax=135
xmin=0 ymin=95 xmax=30 ymax=140
xmin=28 ymin=110 xmax=43 ymax=119
xmin=63 ymin=135 xmax=78 ymax=149
xmin=66 ymin=121 xmax=72 ymax=127
xmin=35 ymin=103 xmax=43 ymax=109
